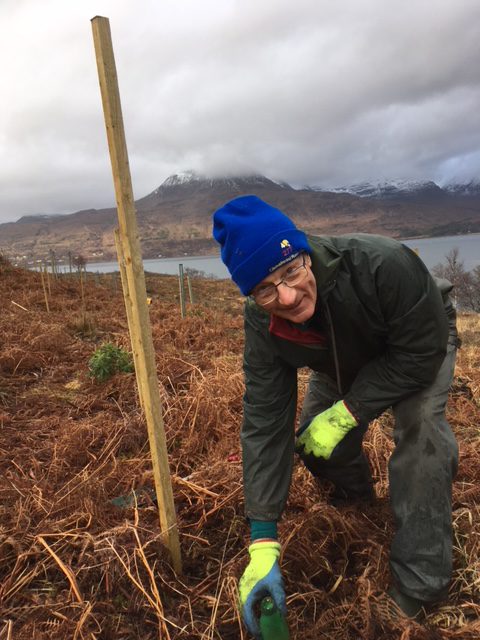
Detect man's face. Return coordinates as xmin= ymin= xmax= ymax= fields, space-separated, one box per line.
xmin=251 ymin=253 xmax=317 ymax=323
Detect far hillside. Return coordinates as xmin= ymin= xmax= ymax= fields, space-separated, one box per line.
xmin=1 ymin=172 xmax=480 ymax=267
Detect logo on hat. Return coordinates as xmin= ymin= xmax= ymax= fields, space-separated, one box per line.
xmin=280 ymin=239 xmax=292 ymax=257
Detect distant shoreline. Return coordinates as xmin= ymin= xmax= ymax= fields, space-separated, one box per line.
xmin=399 ymin=231 xmax=480 ymax=241
xmin=78 ymin=232 xmax=480 ymax=276
xmin=83 ymin=231 xmax=480 ymax=268
xmin=19 ymin=231 xmax=479 ymax=272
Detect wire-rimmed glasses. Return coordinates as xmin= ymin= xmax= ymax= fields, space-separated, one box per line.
xmin=251 ymin=254 xmax=309 ymax=305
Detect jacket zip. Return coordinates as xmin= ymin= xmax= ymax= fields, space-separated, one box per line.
xmin=323 ymin=298 xmax=343 ymax=396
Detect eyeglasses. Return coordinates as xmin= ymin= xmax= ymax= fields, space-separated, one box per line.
xmin=251 ymin=254 xmax=309 ymax=305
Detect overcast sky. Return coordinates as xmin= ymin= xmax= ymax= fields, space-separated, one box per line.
xmin=1 ymin=0 xmax=480 ymax=223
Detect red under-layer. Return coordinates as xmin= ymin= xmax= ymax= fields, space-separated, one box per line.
xmin=269 ymin=315 xmax=327 ymax=346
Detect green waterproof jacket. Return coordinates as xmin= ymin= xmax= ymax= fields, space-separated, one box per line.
xmin=242 ymin=233 xmax=456 ymax=521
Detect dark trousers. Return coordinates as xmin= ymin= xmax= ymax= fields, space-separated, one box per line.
xmin=298 ymin=341 xmax=458 ymax=602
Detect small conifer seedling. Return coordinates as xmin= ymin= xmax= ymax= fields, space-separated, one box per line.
xmin=88 ymin=343 xmax=134 ymax=382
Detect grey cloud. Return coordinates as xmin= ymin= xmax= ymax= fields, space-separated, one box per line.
xmin=1 ymin=0 xmax=480 ymax=222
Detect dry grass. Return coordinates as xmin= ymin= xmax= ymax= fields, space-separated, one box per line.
xmin=0 ymin=262 xmax=478 ymax=639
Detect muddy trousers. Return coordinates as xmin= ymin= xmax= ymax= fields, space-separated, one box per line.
xmin=299 ymin=341 xmax=458 ymax=602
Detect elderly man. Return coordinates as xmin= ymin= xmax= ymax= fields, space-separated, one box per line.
xmin=212 ymin=195 xmax=459 ymax=638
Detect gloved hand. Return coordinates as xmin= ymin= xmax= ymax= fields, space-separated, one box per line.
xmin=239 ymin=540 xmax=286 ymax=639
xmin=295 ymin=400 xmax=358 ymax=460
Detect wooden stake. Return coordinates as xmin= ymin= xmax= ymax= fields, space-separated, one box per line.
xmin=178 ymin=263 xmax=186 ymax=318
xmin=187 ymin=275 xmax=194 ymax=304
xmin=79 ymin=265 xmax=85 ymax=311
xmin=91 ymin=15 xmax=181 ymax=573
xmin=50 ymin=249 xmax=57 ymax=279
xmin=45 ymin=263 xmax=51 ymax=296
xmin=40 ymin=270 xmax=50 ymax=313
xmin=114 ymin=228 xmax=145 ymax=411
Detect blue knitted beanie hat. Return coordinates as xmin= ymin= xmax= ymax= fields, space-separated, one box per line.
xmin=212 ymin=195 xmax=311 ymax=295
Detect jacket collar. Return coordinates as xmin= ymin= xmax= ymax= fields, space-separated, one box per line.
xmin=306 ymin=234 xmax=342 ymax=295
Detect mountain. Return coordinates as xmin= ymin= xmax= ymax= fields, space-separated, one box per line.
xmin=444 ymin=180 xmax=480 ymax=197
xmin=1 ymin=173 xmax=480 ymax=267
xmin=317 ymin=179 xmax=452 ymax=200
xmin=135 ymin=171 xmax=294 ymax=210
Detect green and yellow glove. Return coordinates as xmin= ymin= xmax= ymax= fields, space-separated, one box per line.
xmin=239 ymin=541 xmax=286 ymax=639
xmin=295 ymin=400 xmax=358 ymax=460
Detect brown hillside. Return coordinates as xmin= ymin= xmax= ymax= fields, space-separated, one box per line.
xmin=0 ymin=258 xmax=478 ymax=638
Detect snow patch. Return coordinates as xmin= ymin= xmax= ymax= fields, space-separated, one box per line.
xmin=313 ymin=179 xmax=445 ymax=198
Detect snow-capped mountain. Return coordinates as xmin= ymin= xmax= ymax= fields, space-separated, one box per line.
xmin=315 ymin=180 xmax=447 ymax=199
xmin=130 ymin=171 xmax=297 ymax=233
xmin=312 ymin=178 xmax=480 ymax=200
xmin=145 ymin=172 xmax=480 ymax=202
xmin=150 ymin=170 xmax=293 ymax=197
xmin=444 ymin=180 xmax=480 ymax=197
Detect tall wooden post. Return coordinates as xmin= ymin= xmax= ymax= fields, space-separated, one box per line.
xmin=114 ymin=228 xmax=145 ymax=411
xmin=91 ymin=15 xmax=182 ymax=573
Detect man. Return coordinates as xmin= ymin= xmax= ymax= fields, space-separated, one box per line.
xmin=212 ymin=195 xmax=459 ymax=638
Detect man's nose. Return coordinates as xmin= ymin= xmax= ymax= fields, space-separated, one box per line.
xmin=276 ymin=282 xmax=296 ymax=305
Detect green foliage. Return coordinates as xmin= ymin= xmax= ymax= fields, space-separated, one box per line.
xmin=88 ymin=343 xmax=134 ymax=382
